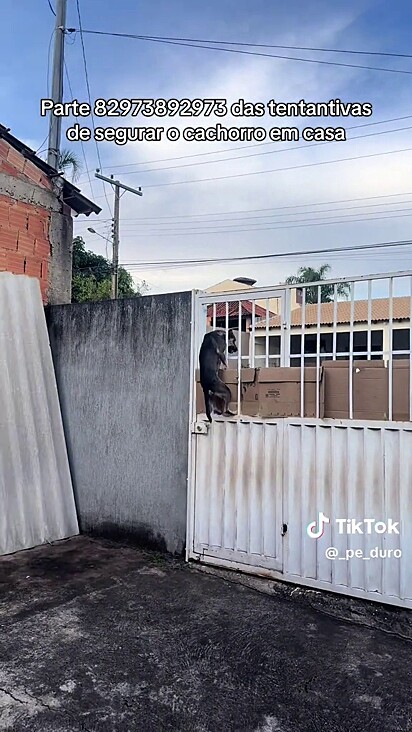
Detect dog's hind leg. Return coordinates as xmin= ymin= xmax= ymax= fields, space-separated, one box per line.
xmin=203 ymin=387 xmax=213 ymax=423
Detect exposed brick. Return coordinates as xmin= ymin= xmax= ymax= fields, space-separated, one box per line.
xmin=0 ymin=201 xmax=10 ymax=224
xmin=34 ymin=237 xmax=50 ymax=258
xmin=22 ymin=158 xmax=43 ymax=184
xmin=12 ymin=200 xmax=34 ymax=214
xmin=24 ymin=256 xmax=43 ymax=278
xmin=17 ymin=231 xmax=35 ymax=256
xmin=40 ymin=258 xmax=48 ymax=281
xmin=9 ymin=205 xmax=29 ymax=231
xmin=5 ymin=251 xmax=25 ymax=274
xmin=0 ymin=140 xmax=9 ymax=160
xmin=0 ymin=225 xmax=18 ymax=250
xmin=7 ymin=147 xmax=25 ymax=172
xmin=28 ymin=213 xmax=47 ymax=237
xmin=0 ymin=161 xmax=22 ymax=177
xmin=0 ymin=251 xmax=6 ymax=271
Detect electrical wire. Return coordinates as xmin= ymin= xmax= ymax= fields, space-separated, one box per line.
xmin=103 ymin=209 xmax=412 ymax=237
xmin=95 ymin=125 xmax=412 ymax=178
xmin=64 ymin=61 xmax=95 ymax=196
xmin=88 ymin=146 xmax=412 ymax=193
xmin=76 ymin=114 xmax=412 ymax=180
xmin=77 ymin=190 xmax=412 ymax=224
xmin=82 ymin=239 xmax=412 ymax=271
xmin=76 ymin=29 xmax=412 ymax=76
xmin=83 ymin=202 xmax=412 ymax=231
xmin=79 ymin=33 xmax=412 ymax=59
xmin=75 ymin=0 xmax=112 ymax=214
xmin=35 ymin=134 xmax=51 ymax=156
xmin=47 ymin=0 xmax=56 ymax=16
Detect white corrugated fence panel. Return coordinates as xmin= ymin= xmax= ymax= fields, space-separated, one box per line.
xmin=193 ymin=418 xmax=283 ymax=571
xmin=0 ymin=273 xmax=79 ymax=555
xmin=282 ymin=421 xmax=412 ymax=606
xmin=190 ymin=417 xmax=412 ymax=608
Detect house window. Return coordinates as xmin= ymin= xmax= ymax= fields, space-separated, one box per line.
xmin=289 ymin=329 xmax=383 ymax=365
xmin=254 ymin=335 xmax=281 ymax=366
xmin=392 ymin=329 xmax=410 ymax=359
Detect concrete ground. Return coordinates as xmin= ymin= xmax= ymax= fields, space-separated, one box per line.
xmin=1 ymin=537 xmax=412 ymax=732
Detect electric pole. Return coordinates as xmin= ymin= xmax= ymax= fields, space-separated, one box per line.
xmin=47 ymin=0 xmax=67 ymax=169
xmin=95 ymin=172 xmax=143 ymax=299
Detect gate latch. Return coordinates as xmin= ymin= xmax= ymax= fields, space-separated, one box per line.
xmin=192 ymin=421 xmax=209 ymax=435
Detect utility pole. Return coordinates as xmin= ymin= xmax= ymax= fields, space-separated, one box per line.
xmin=47 ymin=0 xmax=67 ymax=169
xmin=95 ymin=172 xmax=143 ymax=299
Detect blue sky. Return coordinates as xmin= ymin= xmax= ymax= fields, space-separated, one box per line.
xmin=2 ymin=0 xmax=412 ymax=293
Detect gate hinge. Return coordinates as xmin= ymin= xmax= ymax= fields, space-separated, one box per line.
xmin=192 ymin=421 xmax=209 ymax=435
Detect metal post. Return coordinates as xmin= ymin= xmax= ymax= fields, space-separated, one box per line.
xmin=112 ymin=183 xmax=120 ymax=299
xmin=47 ymin=0 xmax=67 ymax=169
xmin=95 ymin=172 xmax=142 ymax=299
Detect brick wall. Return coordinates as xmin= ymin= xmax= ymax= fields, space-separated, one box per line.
xmin=0 ymin=139 xmax=53 ymax=303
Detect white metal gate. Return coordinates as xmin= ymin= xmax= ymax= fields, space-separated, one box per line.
xmin=187 ymin=272 xmax=412 ymax=609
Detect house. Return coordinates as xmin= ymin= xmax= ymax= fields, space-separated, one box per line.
xmin=204 ymin=277 xmax=301 ymax=362
xmin=0 ymin=124 xmax=101 ymax=304
xmin=254 ymin=296 xmax=411 ymax=365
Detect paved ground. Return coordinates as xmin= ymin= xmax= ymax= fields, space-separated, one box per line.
xmin=1 ymin=537 xmax=412 ymax=732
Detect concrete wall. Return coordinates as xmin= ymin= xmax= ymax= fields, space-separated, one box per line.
xmin=46 ymin=292 xmax=192 ymax=554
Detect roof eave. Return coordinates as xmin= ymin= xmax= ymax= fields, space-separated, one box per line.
xmin=0 ymin=124 xmax=101 ymax=216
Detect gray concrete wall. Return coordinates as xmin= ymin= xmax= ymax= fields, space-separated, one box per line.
xmin=46 ymin=292 xmax=192 ymax=554
xmin=48 ymin=178 xmax=73 ymax=306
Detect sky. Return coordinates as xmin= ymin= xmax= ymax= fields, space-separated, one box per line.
xmin=2 ymin=0 xmax=412 ymax=296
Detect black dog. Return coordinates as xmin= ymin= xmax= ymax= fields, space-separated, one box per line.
xmin=199 ymin=329 xmax=238 ymax=423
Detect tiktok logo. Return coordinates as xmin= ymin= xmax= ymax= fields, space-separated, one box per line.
xmin=307 ymin=512 xmax=330 ymax=539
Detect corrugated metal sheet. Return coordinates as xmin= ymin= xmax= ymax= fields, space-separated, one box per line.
xmin=193 ymin=419 xmax=283 ymax=571
xmin=189 ymin=417 xmax=412 ymax=609
xmin=0 ymin=273 xmax=78 ymax=555
xmin=282 ymin=421 xmax=412 ymax=606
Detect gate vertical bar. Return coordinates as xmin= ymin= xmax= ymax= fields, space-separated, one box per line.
xmin=388 ymin=277 xmax=394 ymax=420
xmin=367 ymin=280 xmax=372 ymax=360
xmin=349 ymin=282 xmax=355 ymax=420
xmin=300 ymin=287 xmax=306 ymax=417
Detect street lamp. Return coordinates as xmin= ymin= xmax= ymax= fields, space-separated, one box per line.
xmin=87 ymin=227 xmax=110 ymax=258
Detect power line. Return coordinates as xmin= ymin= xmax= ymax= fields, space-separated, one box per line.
xmin=75 ymin=0 xmax=112 ymax=214
xmin=90 ymin=146 xmax=412 ymax=192
xmin=64 ymin=61 xmax=95 ymax=196
xmin=76 ymin=29 xmax=412 ymax=76
xmin=116 ymin=239 xmax=412 ymax=269
xmin=35 ymin=133 xmax=51 ymax=156
xmin=77 ymin=190 xmax=412 ymax=223
xmin=76 ymin=114 xmax=412 ymax=178
xmin=82 ymin=202 xmax=412 ymax=231
xmin=74 ymin=238 xmax=412 ymax=272
xmin=90 ymin=125 xmax=412 ymax=178
xmin=47 ymin=0 xmax=56 ymax=15
xmin=96 ymin=34 xmax=412 ymax=59
xmin=104 ymin=209 xmax=412 ymax=237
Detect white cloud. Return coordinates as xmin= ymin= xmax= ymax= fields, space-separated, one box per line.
xmin=74 ymin=6 xmax=412 ymax=294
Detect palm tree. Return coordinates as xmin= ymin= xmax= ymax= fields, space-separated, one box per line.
xmin=285 ymin=264 xmax=351 ymax=303
xmin=58 ymin=149 xmax=82 ymax=182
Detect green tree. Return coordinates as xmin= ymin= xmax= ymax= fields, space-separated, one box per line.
xmin=71 ymin=236 xmax=148 ymax=303
xmin=285 ymin=264 xmax=350 ymax=304
xmin=58 ymin=149 xmax=82 ymax=182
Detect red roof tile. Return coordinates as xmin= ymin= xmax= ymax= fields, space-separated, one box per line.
xmin=255 ymin=296 xmax=411 ymax=329
xmin=207 ymin=301 xmax=269 ymax=318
